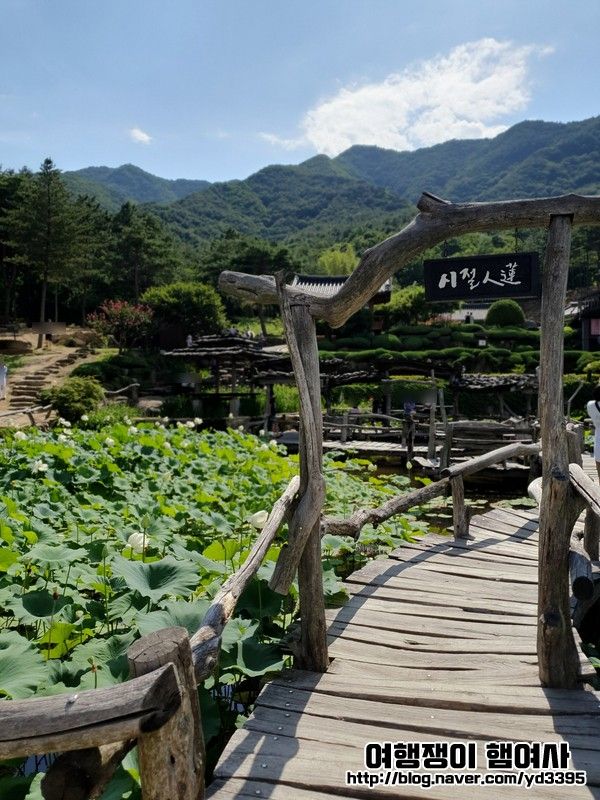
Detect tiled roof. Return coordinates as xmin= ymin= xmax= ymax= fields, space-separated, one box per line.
xmin=289 ymin=274 xmax=392 ymax=303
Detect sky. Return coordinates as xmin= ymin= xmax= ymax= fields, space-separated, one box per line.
xmin=1 ymin=0 xmax=599 ymax=182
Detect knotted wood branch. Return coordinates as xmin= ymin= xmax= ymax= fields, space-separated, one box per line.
xmin=323 ymin=477 xmax=450 ymax=538
xmin=190 ymin=475 xmax=299 ymax=681
xmin=219 ymin=192 xmax=600 ymax=327
xmin=269 ymin=276 xmax=326 ymax=595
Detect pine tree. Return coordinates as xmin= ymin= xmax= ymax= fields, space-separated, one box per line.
xmin=4 ymin=158 xmax=77 ymax=346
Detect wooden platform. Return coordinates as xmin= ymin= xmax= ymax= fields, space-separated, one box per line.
xmin=208 ymin=488 xmax=600 ymax=798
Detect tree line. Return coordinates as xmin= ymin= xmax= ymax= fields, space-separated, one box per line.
xmin=2 ymin=158 xmax=599 ymax=338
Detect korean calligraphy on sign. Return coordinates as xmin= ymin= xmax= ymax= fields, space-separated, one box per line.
xmin=423 ymin=253 xmax=540 ymax=301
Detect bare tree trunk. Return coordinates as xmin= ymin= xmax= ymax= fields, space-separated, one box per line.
xmin=37 ymin=275 xmax=47 ymax=349
xmin=537 ymin=214 xmax=580 ymax=689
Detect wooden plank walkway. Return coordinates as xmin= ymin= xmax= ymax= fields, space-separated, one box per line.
xmin=208 ymin=472 xmax=600 ymax=798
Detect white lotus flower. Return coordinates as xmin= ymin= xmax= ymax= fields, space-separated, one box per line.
xmin=228 ymin=412 xmax=234 ymax=419
xmin=247 ymin=510 xmax=269 ymax=529
xmin=185 ymin=420 xmax=195 ymax=429
xmin=162 ymin=416 xmax=170 ymax=423
xmin=260 ymin=443 xmax=269 ymax=451
xmin=127 ymin=532 xmax=147 ymax=553
xmin=105 ymin=437 xmax=115 ymax=447
xmin=80 ymin=414 xmax=89 ymax=422
xmin=193 ymin=417 xmax=203 ymax=426
xmin=32 ymin=460 xmax=49 ymax=474
xmin=14 ymin=431 xmax=27 ymax=441
xmin=269 ymin=440 xmax=278 ymax=450
xmin=128 ymin=426 xmax=138 ymax=435
xmin=164 ymin=441 xmax=172 ymax=450
xmin=238 ymin=425 xmax=244 ymax=432
xmin=258 ymin=429 xmax=265 ymax=436
xmin=58 ymin=417 xmax=71 ymax=428
xmin=57 ymin=434 xmax=68 ymax=442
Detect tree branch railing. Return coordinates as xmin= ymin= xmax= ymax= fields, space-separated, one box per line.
xmin=4 ymin=192 xmax=600 ymax=796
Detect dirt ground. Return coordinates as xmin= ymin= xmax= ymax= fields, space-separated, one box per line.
xmin=0 ymin=332 xmax=106 ymax=426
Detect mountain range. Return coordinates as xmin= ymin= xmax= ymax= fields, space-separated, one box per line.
xmin=63 ymin=163 xmax=210 ymax=210
xmin=64 ymin=115 xmax=600 ymax=244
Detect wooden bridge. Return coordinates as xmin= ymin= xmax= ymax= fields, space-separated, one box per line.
xmin=208 ymin=477 xmax=600 ymax=799
xmin=3 ymin=193 xmax=600 ymax=799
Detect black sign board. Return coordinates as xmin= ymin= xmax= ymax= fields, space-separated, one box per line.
xmin=423 ymin=252 xmax=540 ymax=302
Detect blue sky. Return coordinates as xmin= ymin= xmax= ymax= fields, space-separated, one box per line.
xmin=1 ymin=0 xmax=599 ymax=182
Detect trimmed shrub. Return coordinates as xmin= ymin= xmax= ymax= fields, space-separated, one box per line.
xmin=485 ymin=299 xmax=525 ymax=327
xmin=141 ymin=282 xmax=228 ymax=335
xmin=42 ymin=377 xmax=105 ymax=422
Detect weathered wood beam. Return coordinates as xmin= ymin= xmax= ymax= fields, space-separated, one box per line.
xmin=537 ymin=214 xmax=581 ymax=689
xmin=441 ymin=442 xmax=540 ymax=479
xmin=569 ymin=533 xmax=594 ymax=601
xmin=584 ymin=508 xmax=600 ymax=561
xmin=322 ymin=477 xmax=450 ymax=538
xmin=190 ymin=475 xmax=299 ymax=681
xmin=569 ymin=462 xmax=600 ymax=517
xmin=0 ymin=664 xmax=180 ymax=760
xmin=269 ymin=282 xmax=326 ymax=598
xmin=219 ymin=193 xmax=600 ymax=327
xmin=451 ymin=475 xmax=469 ymax=540
xmin=41 ymin=741 xmax=134 ymax=800
xmin=128 ymin=627 xmax=204 ymax=800
xmin=268 ymin=279 xmax=328 ymax=671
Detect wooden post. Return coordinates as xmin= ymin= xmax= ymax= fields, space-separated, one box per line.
xmin=584 ymin=508 xmax=600 ymax=561
xmin=128 ymin=627 xmax=204 ymax=800
xmin=441 ymin=423 xmax=453 ymax=469
xmin=451 ymin=475 xmax=469 ymax=540
xmin=427 ymin=372 xmax=437 ymax=460
xmin=537 ymin=214 xmax=581 ymax=689
xmin=340 ymin=410 xmax=349 ymax=444
xmin=438 ymin=388 xmax=447 ymax=427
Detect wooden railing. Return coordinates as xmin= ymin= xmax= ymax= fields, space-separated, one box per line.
xmin=0 ymin=439 xmax=543 ymax=798
xmin=0 ymin=403 xmax=53 ymax=425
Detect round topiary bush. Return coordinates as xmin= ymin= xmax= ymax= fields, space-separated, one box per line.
xmin=42 ymin=377 xmax=105 ymax=422
xmin=485 ymin=299 xmax=525 ymax=327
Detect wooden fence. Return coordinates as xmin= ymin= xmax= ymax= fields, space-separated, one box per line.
xmin=0 ymin=439 xmax=544 ymax=799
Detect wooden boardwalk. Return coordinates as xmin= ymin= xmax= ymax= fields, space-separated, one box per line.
xmin=208 ymin=490 xmax=600 ymax=798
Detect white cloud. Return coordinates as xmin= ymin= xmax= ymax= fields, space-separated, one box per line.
xmin=129 ymin=126 xmax=152 ymax=145
xmin=262 ymin=39 xmax=552 ymax=156
xmin=258 ymin=131 xmax=305 ymax=151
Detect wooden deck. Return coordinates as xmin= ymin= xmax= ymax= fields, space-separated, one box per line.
xmin=207 ymin=471 xmax=600 ymax=798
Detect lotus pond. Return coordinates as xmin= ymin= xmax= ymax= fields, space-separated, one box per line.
xmin=0 ymin=420 xmax=429 ymax=798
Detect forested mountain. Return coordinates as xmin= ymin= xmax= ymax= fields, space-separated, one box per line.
xmin=148 ymin=115 xmax=600 ymax=246
xmin=60 ymin=117 xmax=600 ymax=249
xmin=152 ymin=156 xmax=410 ymax=247
xmin=334 ymin=116 xmax=600 ymax=201
xmin=63 ymin=164 xmax=210 ymax=210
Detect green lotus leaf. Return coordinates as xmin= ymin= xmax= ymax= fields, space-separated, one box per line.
xmin=111 ymin=556 xmax=199 ymax=603
xmin=4 ymin=590 xmax=74 ymax=624
xmin=0 ymin=547 xmax=18 ymax=572
xmin=38 ymin=622 xmax=78 ymax=658
xmin=136 ymin=599 xmax=210 ymax=638
xmin=0 ymin=630 xmax=48 ymax=698
xmin=27 ymin=543 xmax=87 ymax=565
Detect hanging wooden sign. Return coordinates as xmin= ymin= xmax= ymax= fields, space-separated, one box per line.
xmin=423 ymin=252 xmax=540 ymax=301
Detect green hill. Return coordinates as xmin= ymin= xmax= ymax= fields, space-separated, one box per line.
xmin=64 ymin=116 xmax=600 ymax=248
xmin=334 ymin=116 xmax=600 ymax=201
xmin=153 ymin=156 xmax=409 ymax=246
xmin=63 ymin=163 xmax=210 ymax=210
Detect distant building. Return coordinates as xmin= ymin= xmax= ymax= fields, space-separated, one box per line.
xmin=289 ymin=274 xmax=392 ymax=305
xmin=564 ymin=290 xmax=600 ymax=350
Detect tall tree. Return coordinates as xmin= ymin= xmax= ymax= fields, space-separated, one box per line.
xmin=4 ymin=158 xmax=77 ymax=346
xmin=0 ymin=168 xmax=32 ymax=319
xmin=111 ymin=202 xmax=186 ymax=302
